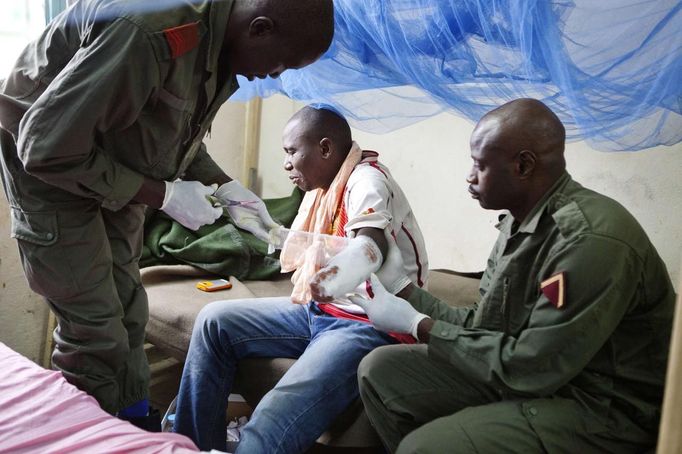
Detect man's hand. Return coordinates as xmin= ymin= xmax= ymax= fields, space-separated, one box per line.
xmin=214 ymin=180 xmax=280 ymax=242
xmin=348 ymin=274 xmax=429 ymax=338
xmin=310 ymin=235 xmax=383 ymax=302
xmin=161 ymin=180 xmax=222 ymax=230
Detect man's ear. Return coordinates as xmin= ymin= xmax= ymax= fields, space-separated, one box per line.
xmin=248 ymin=16 xmax=275 ymax=37
xmin=319 ymin=137 xmax=333 ymax=159
xmin=517 ymin=150 xmax=536 ymax=179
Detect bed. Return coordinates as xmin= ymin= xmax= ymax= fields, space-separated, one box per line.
xmin=0 ymin=342 xmax=206 ymax=454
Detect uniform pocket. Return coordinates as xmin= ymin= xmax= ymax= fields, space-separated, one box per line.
xmin=138 ymin=87 xmax=193 ymax=177
xmin=10 ymin=208 xmax=80 ymax=299
xmin=10 ymin=207 xmax=58 ymax=246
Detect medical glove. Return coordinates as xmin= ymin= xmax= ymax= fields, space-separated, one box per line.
xmin=375 ymin=230 xmax=412 ymax=294
xmin=310 ymin=235 xmax=383 ymax=302
xmin=348 ymin=274 xmax=429 ymax=338
xmin=215 ymin=180 xmax=280 ymax=243
xmin=161 ymin=180 xmax=222 ymax=231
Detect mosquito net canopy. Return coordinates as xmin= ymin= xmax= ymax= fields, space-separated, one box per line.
xmin=232 ymin=0 xmax=682 ymax=151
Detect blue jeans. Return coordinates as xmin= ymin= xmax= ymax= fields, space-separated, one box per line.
xmin=173 ymin=297 xmax=395 ymax=453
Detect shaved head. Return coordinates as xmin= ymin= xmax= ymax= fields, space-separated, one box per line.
xmin=225 ymin=0 xmax=334 ymax=80
xmin=281 ymin=105 xmax=354 ymax=191
xmin=257 ymin=0 xmax=335 ymax=57
xmin=288 ymin=105 xmax=353 ymax=155
xmin=467 ymin=99 xmax=568 ymax=221
xmin=476 ymin=98 xmax=566 ymax=175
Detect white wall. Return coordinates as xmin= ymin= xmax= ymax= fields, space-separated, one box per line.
xmin=256 ymin=95 xmax=682 ymax=283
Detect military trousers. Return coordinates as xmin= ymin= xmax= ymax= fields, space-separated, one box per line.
xmin=0 ymin=129 xmax=149 ymax=414
xmin=357 ymin=344 xmax=651 ymax=454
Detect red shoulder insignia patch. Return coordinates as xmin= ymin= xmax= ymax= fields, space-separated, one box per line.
xmin=540 ymin=272 xmax=565 ymax=308
xmin=164 ymin=22 xmax=200 ymax=59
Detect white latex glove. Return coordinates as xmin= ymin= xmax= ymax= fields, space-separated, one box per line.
xmin=310 ymin=235 xmax=383 ymax=302
xmin=161 ymin=180 xmax=222 ymax=231
xmin=375 ymin=230 xmax=412 ymax=294
xmin=348 ymin=274 xmax=429 ymax=338
xmin=214 ymin=180 xmax=280 ymax=242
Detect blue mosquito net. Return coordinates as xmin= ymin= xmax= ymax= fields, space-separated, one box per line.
xmin=232 ymin=0 xmax=682 ymax=151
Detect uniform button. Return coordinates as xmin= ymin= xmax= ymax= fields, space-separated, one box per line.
xmin=529 ymin=407 xmax=538 ymax=416
xmin=440 ymin=330 xmax=448 ymax=336
xmin=45 ymin=233 xmax=54 ymax=240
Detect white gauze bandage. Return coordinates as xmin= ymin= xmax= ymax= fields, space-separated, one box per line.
xmin=310 ymin=235 xmax=383 ymax=302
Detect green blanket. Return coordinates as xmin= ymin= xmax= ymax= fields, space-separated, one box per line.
xmin=140 ymin=188 xmax=303 ymax=280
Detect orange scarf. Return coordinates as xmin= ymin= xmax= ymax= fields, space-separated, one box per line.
xmin=280 ymin=142 xmax=363 ymax=304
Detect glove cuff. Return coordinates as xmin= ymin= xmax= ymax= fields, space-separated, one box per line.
xmin=385 ymin=276 xmax=412 ymax=295
xmin=410 ymin=313 xmax=431 ymax=341
xmin=160 ymin=181 xmax=173 ymax=210
xmin=215 ymin=179 xmax=242 ymax=199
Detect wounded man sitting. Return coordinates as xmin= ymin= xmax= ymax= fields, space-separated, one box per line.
xmin=172 ymin=105 xmax=429 ymax=453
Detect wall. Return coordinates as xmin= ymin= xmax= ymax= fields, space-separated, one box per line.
xmin=0 ymin=102 xmax=246 ymax=360
xmin=256 ymin=95 xmax=682 ymax=283
xmin=0 ymin=208 xmax=48 ymax=362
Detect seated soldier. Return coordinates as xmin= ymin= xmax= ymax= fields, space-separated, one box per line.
xmin=173 ymin=105 xmax=428 ymax=453
xmin=352 ymin=98 xmax=676 ymax=454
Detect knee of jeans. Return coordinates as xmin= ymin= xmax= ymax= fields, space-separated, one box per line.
xmin=193 ymin=301 xmax=232 ymax=341
xmin=195 ymin=301 xmax=224 ymax=326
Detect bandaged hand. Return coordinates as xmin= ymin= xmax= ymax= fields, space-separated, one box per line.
xmin=215 ymin=180 xmax=280 ymax=243
xmin=375 ymin=230 xmax=411 ymax=294
xmin=161 ymin=180 xmax=222 ymax=231
xmin=310 ymin=235 xmax=383 ymax=302
xmin=348 ymin=274 xmax=429 ymax=338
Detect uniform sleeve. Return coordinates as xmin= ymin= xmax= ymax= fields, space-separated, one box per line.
xmin=17 ymin=18 xmax=162 ymax=210
xmin=408 ymin=286 xmax=476 ymax=327
xmin=425 ymin=234 xmax=641 ymax=397
xmin=343 ymin=169 xmax=392 ymax=234
xmin=183 ymin=142 xmax=225 ymax=183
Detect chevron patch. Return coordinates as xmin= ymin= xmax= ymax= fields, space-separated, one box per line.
xmin=541 ymin=272 xmax=565 ymax=308
xmin=164 ymin=22 xmax=200 ymax=59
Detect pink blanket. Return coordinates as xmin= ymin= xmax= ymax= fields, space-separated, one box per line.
xmin=0 ymin=342 xmax=201 ymax=454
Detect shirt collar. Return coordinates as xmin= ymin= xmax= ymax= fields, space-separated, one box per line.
xmin=206 ymin=0 xmax=235 ymax=73
xmin=495 ymin=171 xmax=572 ymax=235
xmin=517 ymin=171 xmax=572 ymax=234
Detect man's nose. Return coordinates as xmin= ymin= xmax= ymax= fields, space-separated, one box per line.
xmin=283 ymin=157 xmax=293 ymax=170
xmin=466 ymin=169 xmax=477 ymax=184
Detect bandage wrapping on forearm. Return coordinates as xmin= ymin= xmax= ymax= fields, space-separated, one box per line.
xmin=279 ymin=229 xmax=351 ymax=304
xmin=310 ymin=236 xmax=383 ymax=301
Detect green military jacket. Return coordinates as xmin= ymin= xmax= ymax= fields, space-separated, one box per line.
xmin=409 ymin=172 xmax=675 ymax=436
xmin=0 ymin=0 xmax=238 ymax=211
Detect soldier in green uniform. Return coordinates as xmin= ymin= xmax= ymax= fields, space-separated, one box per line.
xmin=0 ymin=0 xmax=334 ymax=427
xmin=350 ymin=99 xmax=676 ymax=453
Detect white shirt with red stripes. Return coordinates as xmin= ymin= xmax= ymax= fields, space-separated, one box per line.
xmin=332 ymin=151 xmax=429 ymax=314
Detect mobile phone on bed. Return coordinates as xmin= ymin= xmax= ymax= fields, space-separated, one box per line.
xmin=196 ymin=279 xmax=233 ymax=292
